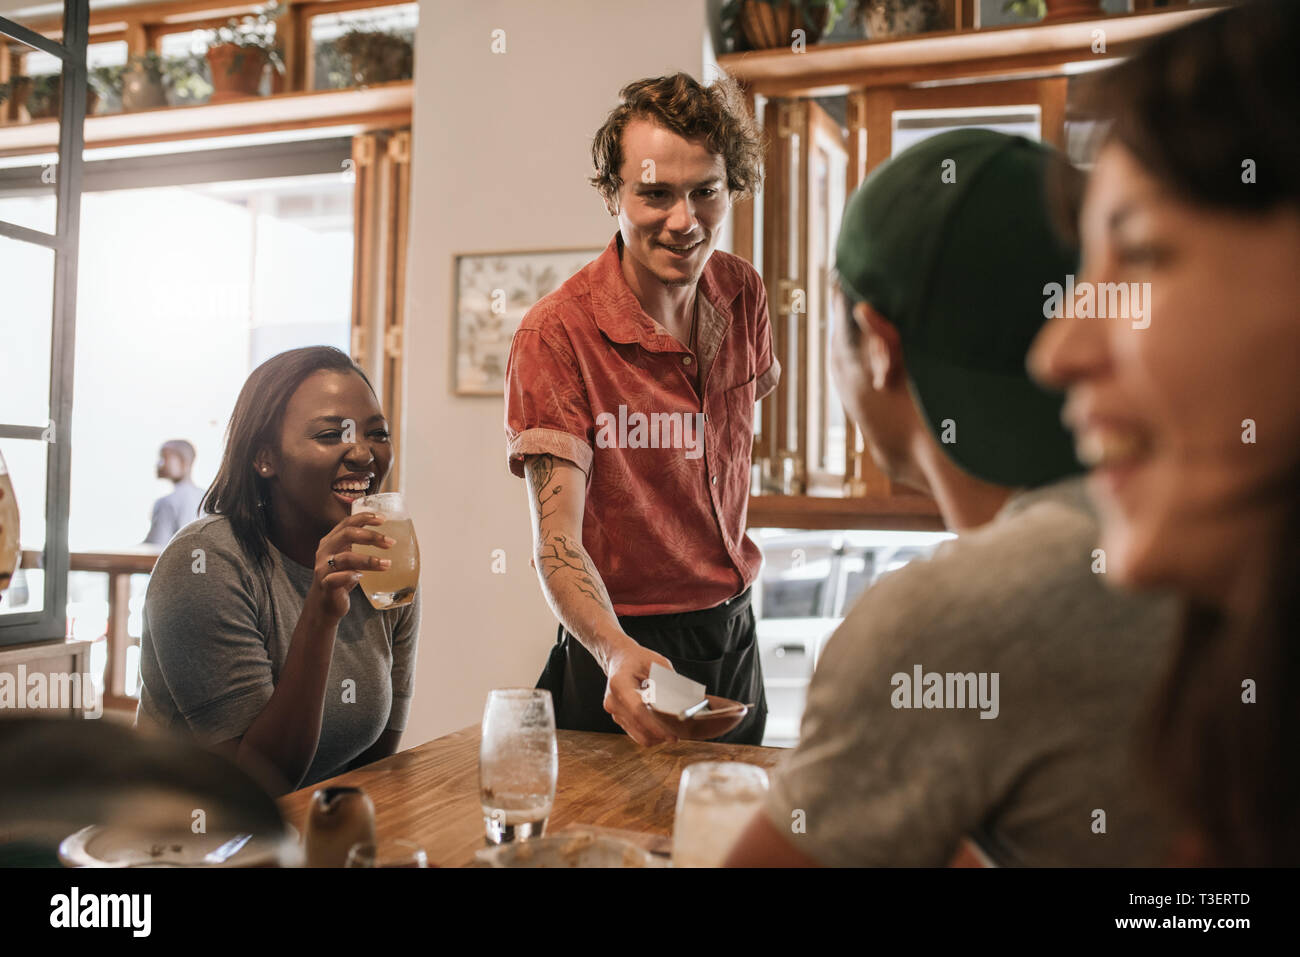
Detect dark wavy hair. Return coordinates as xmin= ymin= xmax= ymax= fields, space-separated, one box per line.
xmin=202 ymin=346 xmax=376 ymax=570
xmin=589 ymin=71 xmax=764 ymax=208
xmin=1082 ymin=0 xmax=1300 ymax=865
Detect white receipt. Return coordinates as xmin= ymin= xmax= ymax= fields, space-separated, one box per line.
xmin=643 ymin=663 xmax=707 ymax=719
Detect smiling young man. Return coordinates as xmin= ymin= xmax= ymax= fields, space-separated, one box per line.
xmin=504 ymin=73 xmax=778 ymax=745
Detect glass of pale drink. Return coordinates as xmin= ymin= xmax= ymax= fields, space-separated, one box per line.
xmin=479 ymin=689 xmax=558 ymax=845
xmin=671 ymin=761 xmax=769 ymax=867
xmin=350 ymin=492 xmax=419 ymax=609
xmin=0 ymin=449 xmax=19 ymax=598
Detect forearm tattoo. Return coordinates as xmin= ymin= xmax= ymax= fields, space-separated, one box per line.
xmin=527 ymin=454 xmax=612 ymax=610
xmin=538 ymin=533 xmax=612 ymax=607
xmin=527 ymin=454 xmax=561 ymax=524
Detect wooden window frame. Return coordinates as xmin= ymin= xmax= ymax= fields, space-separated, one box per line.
xmin=0 ymin=2 xmax=89 ymax=646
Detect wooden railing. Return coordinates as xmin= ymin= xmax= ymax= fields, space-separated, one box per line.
xmin=21 ymin=546 xmax=160 ymax=713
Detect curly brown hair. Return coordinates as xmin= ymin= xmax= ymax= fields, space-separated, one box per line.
xmin=589 ymin=71 xmax=764 ymax=209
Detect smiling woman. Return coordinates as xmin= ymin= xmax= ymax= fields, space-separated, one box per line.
xmin=1028 ymin=0 xmax=1300 ymax=866
xmin=134 ymin=346 xmax=421 ymax=795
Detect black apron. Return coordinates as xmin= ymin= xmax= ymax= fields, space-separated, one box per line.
xmin=536 ymin=588 xmax=767 ymax=746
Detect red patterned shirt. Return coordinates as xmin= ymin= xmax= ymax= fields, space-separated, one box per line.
xmin=505 ymin=232 xmax=779 ymax=615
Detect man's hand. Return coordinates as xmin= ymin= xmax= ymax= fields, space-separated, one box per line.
xmin=604 ymin=639 xmax=679 ymax=746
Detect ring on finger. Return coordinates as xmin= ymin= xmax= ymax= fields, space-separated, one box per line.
xmin=327 ymin=555 xmax=337 ymax=569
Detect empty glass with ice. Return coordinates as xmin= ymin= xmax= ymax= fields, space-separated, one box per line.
xmin=479 ymin=689 xmax=558 ymax=844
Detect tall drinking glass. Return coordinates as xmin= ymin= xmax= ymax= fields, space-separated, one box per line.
xmin=351 ymin=492 xmax=419 ymax=609
xmin=0 ymin=450 xmax=19 ymax=598
xmin=671 ymin=761 xmax=770 ymax=867
xmin=479 ymin=689 xmax=558 ymax=845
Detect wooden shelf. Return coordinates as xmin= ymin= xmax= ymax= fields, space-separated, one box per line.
xmin=748 ymin=494 xmax=944 ymax=532
xmin=718 ymin=5 xmax=1226 ymax=96
xmin=0 ymin=80 xmax=412 ymax=159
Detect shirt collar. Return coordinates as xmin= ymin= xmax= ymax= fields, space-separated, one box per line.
xmin=587 ymin=231 xmax=745 ymax=355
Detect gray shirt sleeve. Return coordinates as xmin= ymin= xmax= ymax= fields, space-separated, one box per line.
xmin=141 ymin=532 xmax=274 ymax=746
xmin=384 ymin=588 xmax=421 ymax=733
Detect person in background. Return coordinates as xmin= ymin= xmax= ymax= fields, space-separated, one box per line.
xmin=1029 ymin=0 xmax=1300 ymax=866
xmin=505 ymin=72 xmax=778 ymax=746
xmin=726 ymin=130 xmax=1178 ymax=867
xmin=143 ymin=440 xmax=204 ymax=545
xmin=136 ymin=347 xmax=420 ymax=795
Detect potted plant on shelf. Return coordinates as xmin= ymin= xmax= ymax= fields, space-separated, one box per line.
xmin=26 ymin=75 xmax=59 ymax=119
xmin=121 ymin=53 xmax=167 ymax=112
xmin=334 ymin=26 xmax=414 ymax=87
xmin=204 ymin=1 xmax=285 ymax=103
xmin=5 ymin=76 xmax=32 ymax=122
xmin=25 ymin=74 xmax=100 ymax=120
xmin=721 ymin=0 xmax=849 ymax=51
xmin=853 ymin=0 xmax=955 ymax=39
xmin=164 ymin=53 xmax=214 ymax=106
xmin=89 ymin=64 xmax=126 ymax=114
xmin=1002 ymin=0 xmax=1102 ymax=22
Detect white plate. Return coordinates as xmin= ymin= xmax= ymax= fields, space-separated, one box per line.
xmin=59 ymin=824 xmax=298 ymax=868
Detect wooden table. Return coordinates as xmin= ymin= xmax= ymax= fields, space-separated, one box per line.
xmin=279 ymin=726 xmax=784 ymax=867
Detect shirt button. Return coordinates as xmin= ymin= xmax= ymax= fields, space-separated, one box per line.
xmin=711 ymin=475 xmax=718 ymax=485
xmin=703 ymin=413 xmax=709 ymax=423
xmin=682 ymin=356 xmax=693 ymax=366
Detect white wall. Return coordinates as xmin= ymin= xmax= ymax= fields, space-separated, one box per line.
xmin=400 ymin=0 xmax=712 ymax=746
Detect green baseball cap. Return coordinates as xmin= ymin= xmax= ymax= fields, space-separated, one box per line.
xmin=835 ymin=128 xmax=1083 ymax=488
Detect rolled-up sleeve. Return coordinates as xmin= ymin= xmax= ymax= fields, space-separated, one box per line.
xmin=753 ymin=278 xmax=780 ymax=401
xmin=140 ymin=536 xmax=274 ymax=746
xmin=385 ymin=588 xmax=421 ymax=733
xmin=504 ymin=323 xmax=596 ymax=477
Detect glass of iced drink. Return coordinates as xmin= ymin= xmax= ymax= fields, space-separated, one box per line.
xmin=479 ymin=689 xmax=558 ymax=845
xmin=671 ymin=761 xmax=770 ymax=867
xmin=0 ymin=450 xmax=20 ymax=598
xmin=350 ymin=492 xmax=419 ymax=609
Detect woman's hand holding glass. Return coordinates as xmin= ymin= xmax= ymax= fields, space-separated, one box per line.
xmin=308 ymin=512 xmax=395 ymax=621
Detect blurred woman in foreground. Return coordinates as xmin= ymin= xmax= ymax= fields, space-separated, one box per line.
xmin=1030 ymin=0 xmax=1300 ymax=865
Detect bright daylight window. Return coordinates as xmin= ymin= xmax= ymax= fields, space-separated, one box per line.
xmin=0 ymin=161 xmax=353 ymax=693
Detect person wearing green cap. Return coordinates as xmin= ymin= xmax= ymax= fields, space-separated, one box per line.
xmin=726 ymin=129 xmax=1179 ymax=867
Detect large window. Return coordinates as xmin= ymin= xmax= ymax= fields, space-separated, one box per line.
xmin=0 ymin=1 xmax=88 ymax=645
xmin=1 ymin=137 xmax=353 ymax=679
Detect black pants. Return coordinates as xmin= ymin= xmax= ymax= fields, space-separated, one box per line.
xmin=535 ymin=588 xmax=767 ymax=746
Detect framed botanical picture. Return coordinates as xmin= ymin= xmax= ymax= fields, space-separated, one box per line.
xmin=453 ymin=247 xmax=602 ymax=395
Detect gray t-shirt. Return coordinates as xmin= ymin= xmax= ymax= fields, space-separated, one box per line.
xmin=765 ymin=478 xmax=1178 ymax=866
xmin=136 ymin=514 xmax=420 ymax=787
xmin=144 ymin=480 xmax=205 ymax=545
